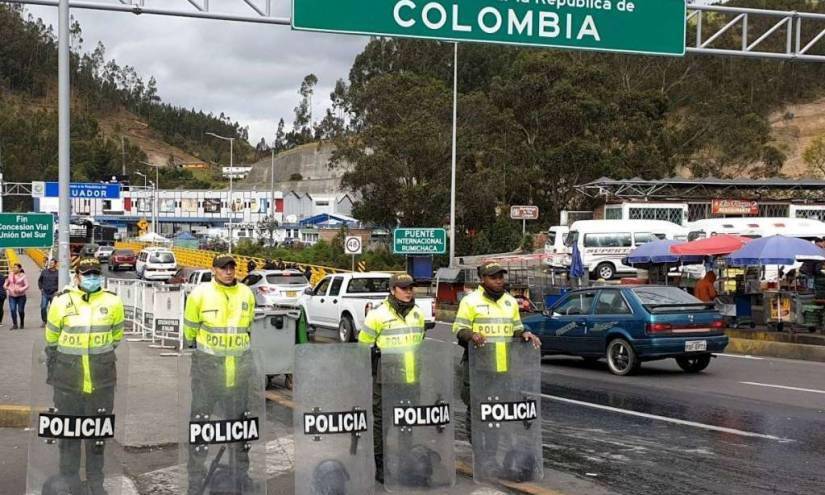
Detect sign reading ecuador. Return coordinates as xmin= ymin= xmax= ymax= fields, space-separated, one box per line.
xmin=292 ymin=0 xmax=686 ymax=56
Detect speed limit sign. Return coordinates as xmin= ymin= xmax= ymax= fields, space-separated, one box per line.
xmin=344 ymin=235 xmax=362 ymax=255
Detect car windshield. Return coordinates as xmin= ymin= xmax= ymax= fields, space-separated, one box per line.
xmin=149 ymin=252 xmax=175 ymax=263
xmin=114 ymin=250 xmax=134 ymax=257
xmin=266 ymin=274 xmax=307 ymax=285
xmin=346 ymin=277 xmax=390 ymax=293
xmin=633 ymin=287 xmax=704 ymax=306
xmin=99 ymin=247 xmax=113 ymax=252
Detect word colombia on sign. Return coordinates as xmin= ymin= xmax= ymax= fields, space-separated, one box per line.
xmin=293 ymin=0 xmax=686 ymax=56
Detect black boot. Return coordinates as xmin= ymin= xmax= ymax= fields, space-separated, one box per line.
xmin=19 ymin=315 xmax=24 ymax=329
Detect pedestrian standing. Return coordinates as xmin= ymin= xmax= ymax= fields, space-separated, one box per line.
xmin=44 ymin=257 xmax=124 ymax=495
xmin=4 ymin=263 xmax=29 ymax=329
xmin=358 ymin=273 xmax=425 ymax=483
xmin=183 ymin=254 xmax=257 ymax=494
xmin=0 ymin=270 xmax=7 ymax=327
xmin=38 ymin=259 xmax=59 ymax=326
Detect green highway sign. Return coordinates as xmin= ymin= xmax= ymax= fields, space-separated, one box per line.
xmin=393 ymin=228 xmax=447 ymax=255
xmin=0 ymin=213 xmax=54 ymax=248
xmin=293 ymin=0 xmax=686 ymax=56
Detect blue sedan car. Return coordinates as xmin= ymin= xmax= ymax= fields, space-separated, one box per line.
xmin=523 ymin=286 xmax=729 ymax=375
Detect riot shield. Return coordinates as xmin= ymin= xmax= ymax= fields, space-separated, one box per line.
xmin=469 ymin=339 xmax=543 ymax=484
xmin=381 ymin=340 xmax=456 ymax=492
xmin=179 ymin=349 xmax=268 ymax=495
xmin=293 ymin=343 xmax=374 ymax=495
xmin=26 ymin=341 xmax=130 ymax=495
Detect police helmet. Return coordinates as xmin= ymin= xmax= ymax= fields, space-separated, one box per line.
xmin=311 ymin=459 xmax=350 ymax=495
xmin=398 ymin=444 xmax=441 ymax=488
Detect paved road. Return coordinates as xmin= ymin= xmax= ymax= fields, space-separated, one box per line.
xmin=422 ymin=323 xmax=825 ymax=495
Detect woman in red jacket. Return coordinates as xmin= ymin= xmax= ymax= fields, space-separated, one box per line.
xmin=4 ymin=263 xmax=28 ymax=329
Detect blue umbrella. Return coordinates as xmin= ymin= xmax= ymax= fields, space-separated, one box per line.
xmin=626 ymin=239 xmax=703 ymax=265
xmin=569 ymin=242 xmax=585 ymax=279
xmin=726 ymin=235 xmax=825 ymax=266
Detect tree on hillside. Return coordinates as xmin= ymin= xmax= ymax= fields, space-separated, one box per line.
xmin=289 ymin=74 xmax=318 ymax=147
xmin=273 ymin=118 xmax=287 ymax=153
xmin=804 ymin=136 xmax=825 ymax=177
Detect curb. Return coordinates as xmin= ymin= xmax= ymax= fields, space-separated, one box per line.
xmin=265 ymin=388 xmax=565 ymax=495
xmin=726 ymin=337 xmax=825 ymax=363
xmin=0 ymin=405 xmax=31 ymax=428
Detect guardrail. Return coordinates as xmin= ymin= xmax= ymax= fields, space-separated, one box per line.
xmin=5 ymin=249 xmax=20 ymax=269
xmin=114 ymin=241 xmax=352 ymax=286
xmin=25 ymin=248 xmax=48 ymax=268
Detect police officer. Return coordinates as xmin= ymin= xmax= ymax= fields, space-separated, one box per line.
xmin=183 ymin=254 xmax=257 ymax=494
xmin=44 ymin=257 xmax=124 ymax=495
xmin=358 ymin=273 xmax=425 ymax=483
xmin=452 ymin=261 xmax=540 ymax=439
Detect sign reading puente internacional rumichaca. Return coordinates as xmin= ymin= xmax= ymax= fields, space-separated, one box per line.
xmin=292 ymin=0 xmax=686 ymax=56
xmin=394 ymin=228 xmax=447 ymax=255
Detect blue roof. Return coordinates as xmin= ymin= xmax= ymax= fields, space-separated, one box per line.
xmin=298 ymin=213 xmax=358 ymax=227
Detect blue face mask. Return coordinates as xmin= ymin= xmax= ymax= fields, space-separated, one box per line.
xmin=79 ymin=274 xmax=102 ymax=293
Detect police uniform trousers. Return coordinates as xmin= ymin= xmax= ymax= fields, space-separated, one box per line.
xmin=53 ymin=386 xmax=115 ymax=486
xmin=461 ymin=356 xmax=502 ymax=459
xmin=187 ymin=352 xmax=251 ymax=494
xmin=373 ymin=373 xmax=420 ymax=483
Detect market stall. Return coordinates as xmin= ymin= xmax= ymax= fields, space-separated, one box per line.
xmin=625 ymin=239 xmax=703 ymax=285
xmin=726 ymin=235 xmax=825 ymax=333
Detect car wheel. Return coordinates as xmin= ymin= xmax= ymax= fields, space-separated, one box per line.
xmin=595 ymin=262 xmax=615 ymax=280
xmin=606 ymin=338 xmax=639 ymax=376
xmin=676 ymin=354 xmax=711 ymax=373
xmin=338 ymin=316 xmax=355 ymax=343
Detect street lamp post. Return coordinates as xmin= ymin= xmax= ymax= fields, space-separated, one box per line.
xmin=140 ymin=162 xmax=162 ymax=237
xmin=206 ymin=132 xmax=235 ymax=254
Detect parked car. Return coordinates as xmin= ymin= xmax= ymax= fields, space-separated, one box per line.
xmin=523 ymin=285 xmax=728 ymax=376
xmin=94 ymin=245 xmax=115 ymax=261
xmin=108 ymin=249 xmax=137 ymax=271
xmin=298 ymin=272 xmax=436 ymax=342
xmin=242 ymin=269 xmax=310 ymax=309
xmin=136 ymin=247 xmax=177 ymax=281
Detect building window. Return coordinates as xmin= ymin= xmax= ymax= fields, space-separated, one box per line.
xmin=628 ymin=207 xmax=684 ymax=225
xmin=604 ymin=207 xmax=622 ymax=220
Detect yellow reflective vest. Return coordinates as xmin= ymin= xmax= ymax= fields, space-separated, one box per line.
xmin=359 ymin=299 xmax=425 ymax=351
xmin=45 ymin=288 xmax=124 ymax=394
xmin=452 ymin=287 xmax=523 ymax=341
xmin=183 ymin=280 xmax=256 ymax=388
xmin=359 ymin=299 xmax=425 ymax=383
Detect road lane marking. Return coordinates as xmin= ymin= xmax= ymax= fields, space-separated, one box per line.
xmin=718 ymin=353 xmax=765 ymax=360
xmin=739 ymin=381 xmax=825 ymax=395
xmin=538 ymin=393 xmax=794 ymax=443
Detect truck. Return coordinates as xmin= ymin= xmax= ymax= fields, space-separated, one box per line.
xmin=69 ymin=218 xmax=118 ymax=255
xmin=298 ymin=272 xmax=436 ymax=342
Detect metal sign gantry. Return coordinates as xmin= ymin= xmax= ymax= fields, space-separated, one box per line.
xmin=1 ymin=0 xmax=825 ymax=282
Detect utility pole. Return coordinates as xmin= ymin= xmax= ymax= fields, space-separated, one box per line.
xmin=270 ymin=148 xmax=276 ymax=247
xmin=57 ymin=0 xmax=71 ymax=288
xmin=449 ymin=42 xmax=458 ymax=268
xmin=121 ymin=136 xmax=126 ymax=176
xmin=206 ymin=132 xmax=235 ymax=254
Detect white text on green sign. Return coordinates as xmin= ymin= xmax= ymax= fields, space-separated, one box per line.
xmin=394 ymin=228 xmax=447 ymax=255
xmin=293 ymin=0 xmax=686 ymax=56
xmin=0 ymin=213 xmax=54 ymax=248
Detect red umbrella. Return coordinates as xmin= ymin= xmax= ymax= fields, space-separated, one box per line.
xmin=670 ymin=234 xmax=753 ymax=256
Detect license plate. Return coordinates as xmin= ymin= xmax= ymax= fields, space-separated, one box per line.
xmin=685 ymin=340 xmax=707 ymax=352
xmin=286 ymin=291 xmax=297 ymax=297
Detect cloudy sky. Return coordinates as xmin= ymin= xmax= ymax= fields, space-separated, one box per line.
xmin=25 ymin=1 xmax=368 ymax=145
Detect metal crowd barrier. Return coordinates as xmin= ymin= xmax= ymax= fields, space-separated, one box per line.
xmin=105 ymin=277 xmax=184 ymax=354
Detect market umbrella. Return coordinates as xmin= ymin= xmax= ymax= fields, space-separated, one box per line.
xmin=726 ymin=235 xmax=825 ymax=266
xmin=670 ymin=234 xmax=752 ymax=257
xmin=569 ymin=243 xmax=585 ymax=279
xmin=626 ymin=239 xmax=703 ymax=265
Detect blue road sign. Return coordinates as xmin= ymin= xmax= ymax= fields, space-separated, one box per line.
xmin=44 ymin=182 xmax=121 ymax=199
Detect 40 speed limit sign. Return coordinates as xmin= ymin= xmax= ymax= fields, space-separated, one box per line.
xmin=344 ymin=236 xmax=362 ymax=255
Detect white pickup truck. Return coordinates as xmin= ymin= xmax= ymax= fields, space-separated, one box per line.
xmin=298 ymin=272 xmax=436 ymax=342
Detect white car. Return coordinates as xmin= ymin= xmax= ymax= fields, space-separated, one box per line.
xmin=242 ymin=269 xmax=310 ymax=309
xmin=299 ymin=272 xmax=436 ymax=342
xmin=136 ymin=247 xmax=177 ymax=281
xmin=94 ymin=245 xmax=115 ymax=261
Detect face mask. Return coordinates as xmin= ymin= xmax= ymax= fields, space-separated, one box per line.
xmin=79 ymin=274 xmax=102 ymax=293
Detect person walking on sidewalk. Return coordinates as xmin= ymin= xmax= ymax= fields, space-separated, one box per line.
xmin=4 ymin=263 xmax=28 ymax=329
xmin=38 ymin=259 xmax=59 ymax=326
